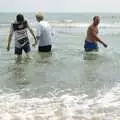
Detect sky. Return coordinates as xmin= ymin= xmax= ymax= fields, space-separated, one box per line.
xmin=0 ymin=0 xmax=120 ymax=13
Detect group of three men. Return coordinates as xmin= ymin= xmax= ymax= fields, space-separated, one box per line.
xmin=7 ymin=13 xmax=108 ymax=60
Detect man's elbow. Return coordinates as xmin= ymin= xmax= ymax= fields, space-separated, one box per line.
xmin=9 ymin=34 xmax=13 ymax=39
xmin=29 ymin=29 xmax=33 ymax=33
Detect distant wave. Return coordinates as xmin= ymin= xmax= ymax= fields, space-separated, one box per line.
xmin=50 ymin=21 xmax=120 ymax=28
xmin=1 ymin=21 xmax=120 ymax=36
xmin=100 ymin=23 xmax=120 ymax=28
xmin=1 ymin=21 xmax=120 ymax=29
xmin=0 ymin=24 xmax=10 ymax=28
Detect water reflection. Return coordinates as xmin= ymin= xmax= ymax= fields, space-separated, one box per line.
xmin=39 ymin=52 xmax=52 ymax=59
xmin=7 ymin=59 xmax=30 ymax=89
xmin=83 ymin=52 xmax=100 ymax=60
xmin=35 ymin=52 xmax=53 ymax=64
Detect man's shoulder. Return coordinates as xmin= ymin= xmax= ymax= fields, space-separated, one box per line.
xmin=12 ymin=21 xmax=17 ymax=25
xmin=39 ymin=21 xmax=50 ymax=28
xmin=89 ymin=25 xmax=96 ymax=30
xmin=40 ymin=20 xmax=49 ymax=24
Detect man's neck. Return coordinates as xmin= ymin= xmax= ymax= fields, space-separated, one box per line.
xmin=93 ymin=23 xmax=98 ymax=27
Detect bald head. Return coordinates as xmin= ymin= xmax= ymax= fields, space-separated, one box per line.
xmin=93 ymin=16 xmax=100 ymax=25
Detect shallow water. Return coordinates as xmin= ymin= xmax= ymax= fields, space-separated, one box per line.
xmin=0 ymin=13 xmax=120 ymax=119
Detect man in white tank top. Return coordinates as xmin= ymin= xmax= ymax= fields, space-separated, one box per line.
xmin=35 ymin=12 xmax=54 ymax=52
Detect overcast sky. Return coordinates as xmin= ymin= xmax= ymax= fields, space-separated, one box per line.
xmin=0 ymin=0 xmax=120 ymax=12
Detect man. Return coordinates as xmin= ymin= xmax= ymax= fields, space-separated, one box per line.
xmin=35 ymin=12 xmax=53 ymax=52
xmin=7 ymin=14 xmax=37 ymax=61
xmin=84 ymin=16 xmax=108 ymax=52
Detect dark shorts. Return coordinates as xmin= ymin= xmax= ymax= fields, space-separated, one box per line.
xmin=38 ymin=45 xmax=52 ymax=52
xmin=84 ymin=40 xmax=98 ymax=52
xmin=15 ymin=43 xmax=30 ymax=55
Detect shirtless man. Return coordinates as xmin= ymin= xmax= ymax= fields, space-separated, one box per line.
xmin=84 ymin=16 xmax=108 ymax=52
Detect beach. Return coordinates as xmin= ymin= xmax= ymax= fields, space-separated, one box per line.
xmin=0 ymin=12 xmax=120 ymax=120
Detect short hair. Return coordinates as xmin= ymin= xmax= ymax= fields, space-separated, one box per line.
xmin=36 ymin=12 xmax=44 ymax=21
xmin=93 ymin=16 xmax=99 ymax=21
xmin=16 ymin=14 xmax=24 ymax=22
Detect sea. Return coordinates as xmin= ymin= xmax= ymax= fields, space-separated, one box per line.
xmin=0 ymin=12 xmax=120 ymax=120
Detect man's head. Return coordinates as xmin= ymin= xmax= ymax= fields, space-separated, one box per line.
xmin=36 ymin=12 xmax=44 ymax=22
xmin=93 ymin=16 xmax=100 ymax=26
xmin=16 ymin=14 xmax=24 ymax=23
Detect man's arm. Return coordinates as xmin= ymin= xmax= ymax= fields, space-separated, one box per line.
xmin=27 ymin=24 xmax=37 ymax=46
xmin=91 ymin=27 xmax=108 ymax=47
xmin=7 ymin=25 xmax=13 ymax=51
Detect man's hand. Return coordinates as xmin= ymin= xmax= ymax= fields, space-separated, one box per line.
xmin=6 ymin=45 xmax=10 ymax=51
xmin=32 ymin=43 xmax=37 ymax=47
xmin=32 ymin=39 xmax=37 ymax=47
xmin=103 ymin=43 xmax=108 ymax=48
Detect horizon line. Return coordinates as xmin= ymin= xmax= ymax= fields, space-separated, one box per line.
xmin=0 ymin=11 xmax=120 ymax=13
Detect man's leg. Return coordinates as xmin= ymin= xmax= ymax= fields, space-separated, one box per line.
xmin=15 ymin=47 xmax=22 ymax=63
xmin=23 ymin=43 xmax=32 ymax=59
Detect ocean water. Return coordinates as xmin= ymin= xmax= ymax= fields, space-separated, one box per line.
xmin=0 ymin=12 xmax=120 ymax=120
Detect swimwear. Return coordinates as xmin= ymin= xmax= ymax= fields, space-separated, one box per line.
xmin=38 ymin=45 xmax=52 ymax=52
xmin=15 ymin=37 xmax=30 ymax=55
xmin=84 ymin=40 xmax=98 ymax=52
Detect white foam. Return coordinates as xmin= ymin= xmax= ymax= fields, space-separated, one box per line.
xmin=0 ymin=86 xmax=120 ymax=120
xmin=1 ymin=21 xmax=120 ymax=29
xmin=49 ymin=21 xmax=120 ymax=28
